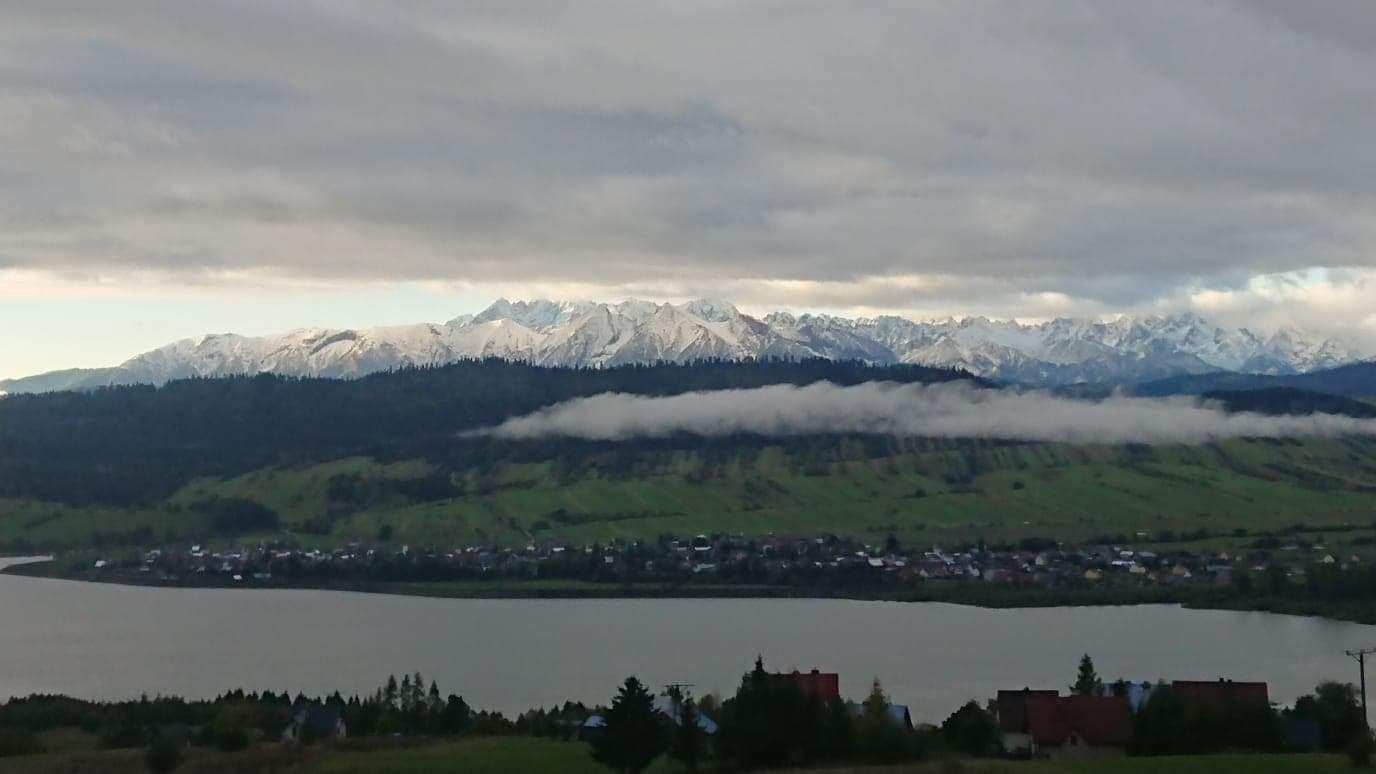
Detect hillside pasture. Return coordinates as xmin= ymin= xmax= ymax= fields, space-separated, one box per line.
xmin=3 ymin=436 xmax=1374 ymax=552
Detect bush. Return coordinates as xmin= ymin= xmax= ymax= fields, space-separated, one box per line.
xmin=1349 ymin=731 xmax=1373 ymax=768
xmin=212 ymin=708 xmax=252 ymax=752
xmin=193 ymin=497 xmax=280 ymax=536
xmin=0 ymin=729 xmax=44 ymax=758
xmin=941 ymin=701 xmax=998 ymax=756
xmin=145 ymin=734 xmax=183 ymax=773
xmin=102 ymin=723 xmax=148 ymax=749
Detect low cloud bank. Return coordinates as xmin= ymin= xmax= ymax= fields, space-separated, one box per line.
xmin=474 ymin=381 xmax=1376 ymax=445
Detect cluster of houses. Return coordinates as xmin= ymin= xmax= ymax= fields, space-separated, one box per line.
xmin=93 ymin=529 xmax=1351 ymax=593
xmin=580 ymin=669 xmax=913 ymax=742
xmin=994 ymin=678 xmax=1314 ymax=758
xmin=576 ymin=669 xmax=1301 ymax=761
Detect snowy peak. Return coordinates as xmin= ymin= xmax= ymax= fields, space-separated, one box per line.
xmin=676 ymin=298 xmax=740 ymax=323
xmin=471 ymin=298 xmax=597 ymax=330
xmin=1 ymin=299 xmax=1368 ymax=393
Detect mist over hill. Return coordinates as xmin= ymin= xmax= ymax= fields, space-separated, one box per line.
xmin=0 ymin=359 xmax=976 ymax=506
xmin=2 ymin=358 xmax=1375 ymax=555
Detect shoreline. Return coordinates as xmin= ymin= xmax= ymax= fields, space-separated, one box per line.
xmin=6 ymin=559 xmax=1371 ymax=625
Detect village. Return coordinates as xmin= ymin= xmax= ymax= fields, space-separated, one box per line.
xmin=80 ymin=526 xmax=1362 ymax=597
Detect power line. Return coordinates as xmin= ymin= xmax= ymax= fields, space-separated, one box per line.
xmin=1346 ymin=647 xmax=1376 ymax=731
xmin=663 ymin=682 xmax=696 ymax=698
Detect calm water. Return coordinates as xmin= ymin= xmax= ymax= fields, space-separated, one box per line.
xmin=3 ymin=557 xmax=1374 ymax=722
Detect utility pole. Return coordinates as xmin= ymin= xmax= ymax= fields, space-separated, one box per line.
xmin=663 ymin=682 xmax=696 ymax=724
xmin=664 ymin=683 xmax=696 ymax=702
xmin=1347 ymin=647 xmax=1376 ymax=731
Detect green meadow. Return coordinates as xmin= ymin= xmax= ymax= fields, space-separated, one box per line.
xmin=3 ymin=436 xmax=1375 ymax=552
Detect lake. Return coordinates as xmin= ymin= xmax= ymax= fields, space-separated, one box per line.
xmin=2 ymin=557 xmax=1373 ymax=722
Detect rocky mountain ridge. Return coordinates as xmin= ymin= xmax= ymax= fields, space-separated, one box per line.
xmin=2 ymin=299 xmax=1367 ymax=393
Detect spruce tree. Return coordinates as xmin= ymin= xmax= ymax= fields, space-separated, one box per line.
xmin=383 ymin=675 xmax=399 ymax=710
xmin=591 ymin=676 xmax=666 ymax=774
xmin=1071 ymin=654 xmax=1103 ymax=696
xmin=400 ymin=674 xmax=413 ymax=715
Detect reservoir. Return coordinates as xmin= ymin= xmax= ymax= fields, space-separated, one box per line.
xmin=2 ymin=557 xmax=1371 ymax=722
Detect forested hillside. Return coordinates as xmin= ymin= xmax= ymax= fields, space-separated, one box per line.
xmin=1137 ymin=361 xmax=1376 ymax=398
xmin=1203 ymin=388 xmax=1376 ymax=418
xmin=3 ymin=359 xmax=1375 ymax=554
xmin=0 ymin=359 xmax=977 ymax=507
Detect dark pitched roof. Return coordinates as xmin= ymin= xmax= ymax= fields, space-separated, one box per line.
xmin=1025 ymin=695 xmax=1134 ymax=748
xmin=1173 ymin=680 xmax=1269 ymax=714
xmin=997 ymin=689 xmax=1059 ymax=733
xmin=1060 ymin=696 xmax=1135 ymax=747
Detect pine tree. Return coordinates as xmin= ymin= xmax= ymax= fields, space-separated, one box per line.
xmin=591 ymin=676 xmax=667 ymax=774
xmin=383 ymin=675 xmax=399 ymax=711
xmin=412 ymin=672 xmax=425 ymax=712
xmin=1071 ymin=654 xmax=1103 ymax=696
xmin=400 ymin=674 xmax=414 ymax=714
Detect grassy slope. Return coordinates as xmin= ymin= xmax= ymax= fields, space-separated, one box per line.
xmin=4 ymin=437 xmax=1376 ymax=551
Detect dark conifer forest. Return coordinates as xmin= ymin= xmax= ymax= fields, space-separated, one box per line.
xmin=0 ymin=359 xmax=979 ymax=507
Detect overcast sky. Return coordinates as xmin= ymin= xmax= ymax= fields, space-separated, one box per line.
xmin=3 ymin=1 xmax=1376 ymax=378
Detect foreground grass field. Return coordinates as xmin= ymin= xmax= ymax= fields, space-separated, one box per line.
xmin=4 ymin=436 xmax=1376 ymax=553
xmin=309 ymin=737 xmax=616 ymax=774
xmin=0 ymin=737 xmax=1349 ymax=774
xmin=308 ymin=737 xmax=1349 ymax=774
xmin=774 ymin=754 xmax=1350 ymax=773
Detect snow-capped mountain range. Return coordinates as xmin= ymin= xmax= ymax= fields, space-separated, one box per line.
xmin=1 ymin=299 xmax=1368 ymax=394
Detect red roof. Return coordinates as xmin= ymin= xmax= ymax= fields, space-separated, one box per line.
xmin=1173 ymin=680 xmax=1269 ymax=714
xmin=1024 ymin=695 xmax=1134 ymax=748
xmin=775 ymin=670 xmax=840 ymax=701
xmin=997 ymin=689 xmax=1059 ymax=733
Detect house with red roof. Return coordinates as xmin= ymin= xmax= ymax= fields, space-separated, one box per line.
xmin=998 ymin=690 xmax=1134 ymax=758
xmin=1172 ymin=679 xmax=1269 ymax=716
xmin=773 ymin=669 xmax=840 ymax=702
xmin=997 ymin=689 xmax=1059 ymax=755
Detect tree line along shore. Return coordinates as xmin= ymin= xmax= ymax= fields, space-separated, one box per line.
xmin=1 ymin=655 xmax=1371 ymax=773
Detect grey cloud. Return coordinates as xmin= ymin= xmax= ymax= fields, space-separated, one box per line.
xmin=2 ymin=1 xmax=1376 ymax=307
xmin=477 ymin=382 xmax=1376 ymax=445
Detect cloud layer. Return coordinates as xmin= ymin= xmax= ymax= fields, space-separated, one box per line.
xmin=478 ymin=382 xmax=1376 ymax=445
xmin=3 ymin=2 xmax=1376 ymax=342
xmin=8 ymin=7 xmax=1376 ymax=290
